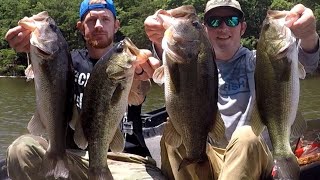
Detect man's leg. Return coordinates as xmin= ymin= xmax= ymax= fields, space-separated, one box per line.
xmin=6 ymin=134 xmax=166 ymax=180
xmin=160 ymin=136 xmax=223 ymax=180
xmin=218 ymin=126 xmax=274 ymax=180
xmin=6 ymin=134 xmax=88 ymax=180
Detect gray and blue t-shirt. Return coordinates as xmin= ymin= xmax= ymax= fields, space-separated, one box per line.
xmin=217 ymin=41 xmax=320 ymax=141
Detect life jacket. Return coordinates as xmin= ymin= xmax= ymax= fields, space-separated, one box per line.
xmin=65 ymin=48 xmax=96 ymax=149
xmin=65 ymin=47 xmax=151 ymax=157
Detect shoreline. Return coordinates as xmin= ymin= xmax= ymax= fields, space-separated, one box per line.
xmin=0 ymin=76 xmax=26 ymax=78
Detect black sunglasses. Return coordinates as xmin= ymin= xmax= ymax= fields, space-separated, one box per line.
xmin=205 ymin=16 xmax=242 ymax=28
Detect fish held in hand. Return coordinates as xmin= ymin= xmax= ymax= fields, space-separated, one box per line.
xmin=153 ymin=5 xmax=225 ymax=172
xmin=18 ymin=11 xmax=74 ymax=179
xmin=253 ymin=10 xmax=306 ymax=180
xmin=74 ymin=37 xmax=142 ymax=180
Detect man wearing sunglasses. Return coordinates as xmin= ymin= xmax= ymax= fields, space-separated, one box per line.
xmin=4 ymin=0 xmax=166 ymax=179
xmin=144 ymin=0 xmax=320 ymax=179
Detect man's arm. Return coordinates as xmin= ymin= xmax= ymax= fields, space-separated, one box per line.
xmin=128 ymin=79 xmax=151 ymax=106
xmin=286 ymin=4 xmax=320 ymax=73
xmin=298 ymin=37 xmax=320 ymax=73
xmin=300 ymin=33 xmax=319 ymax=53
xmin=144 ymin=10 xmax=166 ymax=59
xmin=129 ymin=48 xmax=160 ymax=105
xmin=286 ymin=4 xmax=319 ymax=53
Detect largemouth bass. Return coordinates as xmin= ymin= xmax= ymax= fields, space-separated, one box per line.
xmin=73 ymin=37 xmax=142 ymax=180
xmin=254 ymin=10 xmax=306 ymax=179
xmin=153 ymin=5 xmax=225 ymax=172
xmin=18 ymin=11 xmax=74 ymax=179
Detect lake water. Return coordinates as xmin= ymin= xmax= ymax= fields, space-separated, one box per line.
xmin=0 ymin=77 xmax=165 ymax=158
xmin=0 ymin=76 xmax=319 ymax=158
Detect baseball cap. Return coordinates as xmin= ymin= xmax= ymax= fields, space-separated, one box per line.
xmin=79 ymin=0 xmax=117 ymax=20
xmin=204 ymin=0 xmax=244 ymax=20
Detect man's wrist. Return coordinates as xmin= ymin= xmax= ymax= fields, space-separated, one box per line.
xmin=300 ymin=33 xmax=319 ymax=53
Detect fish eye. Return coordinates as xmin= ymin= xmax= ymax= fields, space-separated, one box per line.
xmin=48 ymin=19 xmax=58 ymax=31
xmin=262 ymin=23 xmax=270 ymax=31
xmin=192 ymin=21 xmax=201 ymax=29
xmin=116 ymin=42 xmax=124 ymax=52
xmin=37 ymin=48 xmax=51 ymax=56
xmin=187 ymin=53 xmax=194 ymax=59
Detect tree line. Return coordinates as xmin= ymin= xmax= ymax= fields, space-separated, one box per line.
xmin=0 ymin=0 xmax=319 ymax=76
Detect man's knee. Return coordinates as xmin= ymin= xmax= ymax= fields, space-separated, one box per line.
xmin=6 ymin=135 xmax=48 ymax=180
xmin=7 ymin=134 xmax=46 ymax=165
xmin=228 ymin=126 xmax=262 ymax=150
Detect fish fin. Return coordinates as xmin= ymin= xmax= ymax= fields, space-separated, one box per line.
xmin=272 ymin=154 xmax=300 ymax=179
xmin=27 ymin=111 xmax=46 ymax=136
xmin=139 ymin=80 xmax=152 ymax=94
xmin=40 ymin=152 xmax=69 ymax=179
xmin=110 ymin=127 xmax=125 ymax=152
xmin=163 ymin=120 xmax=182 ymax=148
xmin=69 ymin=104 xmax=79 ymax=130
xmin=88 ymin=167 xmax=114 ymax=180
xmin=178 ymin=159 xmax=193 ymax=171
xmin=249 ymin=101 xmax=265 ymax=136
xmin=152 ymin=65 xmax=165 ymax=85
xmin=73 ymin=117 xmax=88 ymax=150
xmin=128 ymin=91 xmax=142 ymax=106
xmin=208 ymin=112 xmax=226 ymax=142
xmin=24 ymin=64 xmax=34 ymax=81
xmin=290 ymin=111 xmax=307 ymax=139
xmin=111 ymin=83 xmax=125 ymax=105
xmin=179 ymin=154 xmax=211 ymax=173
xmin=298 ymin=62 xmax=306 ymax=79
xmin=167 ymin=62 xmax=180 ymax=93
xmin=128 ymin=80 xmax=151 ymax=105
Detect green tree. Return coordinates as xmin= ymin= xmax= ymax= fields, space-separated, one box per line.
xmin=116 ymin=0 xmax=164 ymax=49
xmin=0 ymin=0 xmax=318 ymax=76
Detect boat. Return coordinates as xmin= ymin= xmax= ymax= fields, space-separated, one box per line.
xmin=0 ymin=107 xmax=319 ymax=179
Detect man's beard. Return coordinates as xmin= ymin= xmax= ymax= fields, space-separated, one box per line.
xmin=85 ymin=35 xmax=113 ymax=49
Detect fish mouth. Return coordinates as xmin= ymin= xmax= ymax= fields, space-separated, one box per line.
xmin=30 ymin=32 xmax=59 ymax=58
xmin=18 ymin=11 xmax=48 ymax=29
xmin=259 ymin=10 xmax=297 ymax=59
xmin=263 ymin=17 xmax=295 ymax=58
xmin=36 ymin=47 xmax=53 ymax=56
xmin=178 ymin=154 xmax=208 ymax=171
xmin=122 ymin=37 xmax=140 ymax=57
xmin=163 ymin=38 xmax=191 ymax=63
xmin=267 ymin=10 xmax=288 ymax=19
xmin=163 ymin=27 xmax=197 ymax=63
xmin=18 ymin=11 xmax=59 ymax=58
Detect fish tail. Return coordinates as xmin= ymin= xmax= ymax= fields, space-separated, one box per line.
xmin=195 ymin=154 xmax=214 ymax=180
xmin=88 ymin=167 xmax=114 ymax=180
xmin=40 ymin=152 xmax=69 ymax=179
xmin=178 ymin=158 xmax=192 ymax=171
xmin=178 ymin=155 xmax=208 ymax=172
xmin=272 ymin=154 xmax=300 ymax=180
